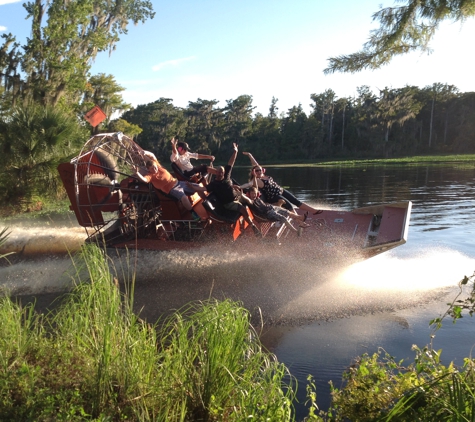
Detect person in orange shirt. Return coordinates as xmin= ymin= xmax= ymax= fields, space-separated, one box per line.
xmin=134 ymin=156 xmax=201 ymax=219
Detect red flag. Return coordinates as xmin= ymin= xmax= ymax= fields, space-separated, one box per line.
xmin=84 ymin=105 xmax=107 ymax=127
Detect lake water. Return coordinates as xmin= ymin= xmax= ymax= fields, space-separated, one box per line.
xmin=232 ymin=164 xmax=475 ymax=418
xmin=2 ymin=163 xmax=475 ymax=420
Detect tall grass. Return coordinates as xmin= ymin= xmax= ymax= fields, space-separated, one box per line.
xmin=154 ymin=300 xmax=294 ymax=421
xmin=0 ymin=244 xmax=297 ymax=421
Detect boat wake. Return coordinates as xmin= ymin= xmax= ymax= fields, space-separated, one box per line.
xmin=2 ymin=227 xmax=473 ymax=326
xmin=0 ymin=225 xmax=85 ymax=256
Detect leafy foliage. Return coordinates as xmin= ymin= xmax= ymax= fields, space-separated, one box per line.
xmin=325 ymin=345 xmax=475 ymax=421
xmin=325 ymin=0 xmax=475 ymax=73
xmin=118 ymin=84 xmax=475 ymax=164
xmin=1 ymin=0 xmax=155 ymax=108
xmin=0 ymin=103 xmax=87 ymax=208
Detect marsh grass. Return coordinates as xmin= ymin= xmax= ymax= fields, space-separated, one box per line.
xmin=0 ymin=244 xmax=297 ymax=421
xmin=0 ymin=227 xmax=14 ymax=261
xmin=4 ymin=240 xmax=475 ymax=420
xmin=154 ymin=300 xmax=294 ymax=421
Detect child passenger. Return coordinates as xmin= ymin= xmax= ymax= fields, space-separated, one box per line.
xmin=245 ymin=186 xmax=310 ymax=234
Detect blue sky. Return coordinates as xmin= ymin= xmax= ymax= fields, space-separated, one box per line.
xmin=1 ymin=0 xmax=475 ymax=115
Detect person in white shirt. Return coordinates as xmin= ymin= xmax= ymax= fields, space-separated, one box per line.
xmin=170 ymin=137 xmax=216 ymax=179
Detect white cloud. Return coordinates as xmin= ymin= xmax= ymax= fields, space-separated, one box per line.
xmin=152 ymin=56 xmax=196 ymax=72
xmin=0 ymin=25 xmax=7 ymax=31
xmin=0 ymin=0 xmax=20 ymax=5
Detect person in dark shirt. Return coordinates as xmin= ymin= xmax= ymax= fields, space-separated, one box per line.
xmin=190 ymin=143 xmax=261 ymax=236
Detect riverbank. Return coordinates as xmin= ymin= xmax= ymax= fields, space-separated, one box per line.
xmin=1 ymin=245 xmax=299 ymax=421
xmin=248 ymin=153 xmax=475 ymax=167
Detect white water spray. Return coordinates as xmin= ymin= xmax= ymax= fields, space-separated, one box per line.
xmin=2 ymin=225 xmax=473 ymax=325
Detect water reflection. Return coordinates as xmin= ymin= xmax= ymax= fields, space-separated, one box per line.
xmin=234 ymin=163 xmax=475 ymax=418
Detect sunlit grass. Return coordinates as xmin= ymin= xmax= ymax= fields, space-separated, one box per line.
xmin=3 ymin=241 xmax=475 ymax=420
xmin=0 ymin=244 xmax=297 ymax=421
xmin=0 ymin=227 xmax=15 ymax=261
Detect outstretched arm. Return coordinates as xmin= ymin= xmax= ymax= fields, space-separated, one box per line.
xmin=170 ymin=137 xmax=177 ymax=154
xmin=228 ymin=143 xmax=238 ymax=167
xmin=170 ymin=137 xmax=178 ymax=162
xmin=134 ymin=170 xmax=149 ymax=184
xmin=142 ymin=150 xmax=158 ymax=162
xmin=197 ymin=154 xmax=215 ymax=162
xmin=239 ymin=181 xmax=253 ymax=189
xmin=242 ymin=151 xmax=259 ymax=167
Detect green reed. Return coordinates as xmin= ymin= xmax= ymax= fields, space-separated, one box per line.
xmin=0 ymin=244 xmax=297 ymax=421
xmin=154 ymin=300 xmax=294 ymax=421
xmin=256 ymin=153 xmax=475 ymax=168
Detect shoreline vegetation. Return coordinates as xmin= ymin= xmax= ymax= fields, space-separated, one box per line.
xmin=259 ymin=153 xmax=475 ymax=167
xmin=0 ymin=245 xmax=299 ymax=421
xmin=1 ymin=241 xmax=475 ymax=420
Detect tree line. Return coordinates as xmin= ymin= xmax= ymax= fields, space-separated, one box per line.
xmin=120 ymin=83 xmax=475 ymax=163
xmin=1 ymin=0 xmax=475 ymax=211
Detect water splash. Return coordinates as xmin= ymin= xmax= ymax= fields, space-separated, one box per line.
xmin=2 ymin=224 xmax=472 ymax=325
xmin=0 ymin=226 xmax=85 ymax=255
xmin=0 ymin=256 xmax=76 ymax=296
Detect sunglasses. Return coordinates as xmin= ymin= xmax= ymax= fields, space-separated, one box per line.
xmin=254 ymin=168 xmax=262 ymax=173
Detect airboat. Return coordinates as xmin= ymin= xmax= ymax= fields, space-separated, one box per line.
xmin=57 ymin=132 xmax=412 ymax=260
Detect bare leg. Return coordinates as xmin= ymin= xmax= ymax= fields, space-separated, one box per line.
xmin=238 ymin=204 xmax=261 ymax=236
xmin=288 ymin=211 xmax=304 ymax=222
xmin=298 ymin=202 xmax=323 ymax=214
xmin=287 ymin=211 xmax=310 ymax=227
xmin=180 ymin=196 xmax=193 ymax=211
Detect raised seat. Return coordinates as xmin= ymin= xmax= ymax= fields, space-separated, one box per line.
xmin=202 ymin=193 xmax=240 ymax=224
xmin=171 ymin=162 xmax=190 ymax=181
xmin=171 ymin=162 xmax=210 ymax=185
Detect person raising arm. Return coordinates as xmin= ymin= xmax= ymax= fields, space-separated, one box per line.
xmin=190 ymin=143 xmax=261 ymax=236
xmin=170 ymin=137 xmax=216 ymax=179
xmin=241 ymin=151 xmax=323 ymax=215
xmin=133 ymin=158 xmax=201 ymax=220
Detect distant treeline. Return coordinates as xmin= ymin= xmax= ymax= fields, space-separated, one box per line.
xmin=119 ymin=83 xmax=475 ymax=163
